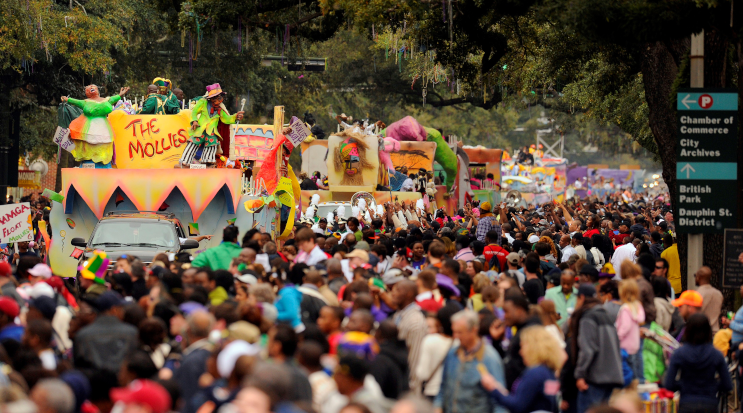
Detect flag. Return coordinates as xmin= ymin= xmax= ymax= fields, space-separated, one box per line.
xmin=188 ymin=223 xmax=200 ymax=236
xmin=70 ymin=248 xmax=84 ymax=259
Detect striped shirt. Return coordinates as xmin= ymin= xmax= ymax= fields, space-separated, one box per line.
xmin=394 ymin=302 xmax=428 ymax=390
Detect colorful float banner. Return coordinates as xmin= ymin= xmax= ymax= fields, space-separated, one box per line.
xmin=588 ymin=169 xmax=636 ymax=197
xmin=390 ymin=141 xmax=437 ymax=173
xmin=566 ymin=165 xmax=588 ymax=198
xmin=110 ymin=110 xmax=192 ymax=169
xmin=229 ymin=125 xmax=276 ymax=166
xmin=0 ymin=203 xmax=33 ymax=243
xmin=61 ymin=168 xmax=242 ymax=221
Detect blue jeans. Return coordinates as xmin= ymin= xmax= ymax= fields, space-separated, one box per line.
xmin=627 ymin=349 xmax=644 ymax=384
xmin=577 ymin=383 xmax=615 ymax=413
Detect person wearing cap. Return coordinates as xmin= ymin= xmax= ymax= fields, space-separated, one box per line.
xmin=474 ymin=202 xmax=500 ymax=243
xmin=571 ymin=283 xmax=623 ymax=412
xmin=0 ymin=262 xmax=23 ymax=306
xmin=73 ymin=291 xmax=138 ymax=373
xmin=179 ymin=83 xmax=244 ymax=167
xmin=0 ymin=296 xmax=23 ymax=342
xmin=28 ymin=263 xmax=53 ymax=285
xmin=671 ymin=290 xmax=704 ymax=341
xmin=544 ymin=270 xmax=577 ymax=327
xmin=191 ymin=226 xmax=242 ymax=271
xmin=110 ymin=379 xmax=172 ymax=413
xmin=502 ymin=252 xmax=525 ymax=287
xmin=342 ymin=249 xmax=369 ymax=281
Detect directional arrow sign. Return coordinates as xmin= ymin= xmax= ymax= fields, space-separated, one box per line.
xmin=680 ymin=163 xmax=695 ymax=178
xmin=676 ymin=88 xmax=739 ymax=233
xmin=681 ymin=94 xmax=695 ymax=109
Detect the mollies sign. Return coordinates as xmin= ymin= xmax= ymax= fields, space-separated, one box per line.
xmin=0 ymin=203 xmax=33 ymax=243
xmin=110 ymin=110 xmax=192 ymax=169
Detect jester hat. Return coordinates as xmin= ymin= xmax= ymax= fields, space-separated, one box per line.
xmin=152 ymin=77 xmax=172 ymax=93
xmin=78 ymin=250 xmax=108 ymax=285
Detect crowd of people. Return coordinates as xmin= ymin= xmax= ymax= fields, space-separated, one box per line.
xmin=0 ymin=191 xmax=738 ymax=413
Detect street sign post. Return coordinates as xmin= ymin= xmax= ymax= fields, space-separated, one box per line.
xmin=676 ymin=88 xmax=738 ymax=233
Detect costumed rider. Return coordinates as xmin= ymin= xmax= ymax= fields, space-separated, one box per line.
xmin=179 ymin=83 xmax=244 ymax=167
xmin=61 ymin=84 xmax=130 ymax=168
xmin=302 ymin=112 xmax=326 ymax=143
xmin=140 ymin=78 xmax=181 ymax=114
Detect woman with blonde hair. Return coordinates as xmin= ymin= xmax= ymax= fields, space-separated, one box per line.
xmin=467 ymin=273 xmax=491 ymax=312
xmin=616 ymin=279 xmax=645 ymax=383
xmin=537 ymin=300 xmax=565 ymax=347
xmin=539 ymin=235 xmax=559 ymax=264
xmin=480 ymin=325 xmax=564 ymax=413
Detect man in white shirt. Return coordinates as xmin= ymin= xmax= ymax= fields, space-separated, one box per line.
xmin=401 ymin=174 xmax=416 ymax=192
xmin=294 ymin=227 xmax=329 ymax=267
xmin=559 ymin=234 xmax=577 ymax=263
xmin=611 ymin=235 xmax=637 ymax=279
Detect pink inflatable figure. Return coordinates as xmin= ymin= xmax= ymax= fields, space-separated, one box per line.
xmin=379 ymin=137 xmax=400 ymax=171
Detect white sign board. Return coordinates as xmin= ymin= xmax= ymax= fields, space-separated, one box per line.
xmin=286 ymin=116 xmax=312 ymax=147
xmin=190 ymin=163 xmax=207 ymax=169
xmin=53 ymin=126 xmax=76 ymax=153
xmin=0 ymin=203 xmax=34 ymax=243
xmin=80 ymin=163 xmax=96 ymax=169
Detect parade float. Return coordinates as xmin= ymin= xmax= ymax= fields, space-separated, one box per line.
xmin=299 ymin=116 xmax=504 ymax=216
xmin=499 ymin=152 xmax=567 ymax=206
xmin=47 ymin=83 xmax=280 ymax=278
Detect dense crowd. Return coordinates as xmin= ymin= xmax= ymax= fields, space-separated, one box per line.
xmin=0 ymin=191 xmax=736 ymax=413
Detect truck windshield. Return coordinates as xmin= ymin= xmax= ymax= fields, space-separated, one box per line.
xmin=90 ymin=221 xmax=177 ymax=248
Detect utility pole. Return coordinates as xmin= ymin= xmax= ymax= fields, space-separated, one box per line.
xmin=687 ymin=30 xmax=704 ymax=289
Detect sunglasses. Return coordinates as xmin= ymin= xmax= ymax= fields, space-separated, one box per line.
xmin=655 ymin=265 xmax=665 ymax=270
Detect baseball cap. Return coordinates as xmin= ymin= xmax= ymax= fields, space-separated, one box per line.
xmin=29 ymin=296 xmax=57 ymax=320
xmin=217 ymin=340 xmax=261 ymax=378
xmin=382 ymin=269 xmax=406 ymax=286
xmin=28 ymin=263 xmax=53 ymax=279
xmin=355 ymin=241 xmax=371 ymax=251
xmin=506 ymin=252 xmax=520 ymax=265
xmin=0 ymin=262 xmax=11 ymax=277
xmin=0 ymin=297 xmax=19 ymax=318
xmin=577 ymin=283 xmax=596 ymax=298
xmin=235 ymin=270 xmax=258 ymax=285
xmin=346 ymin=249 xmax=369 ymax=263
xmin=95 ymin=291 xmax=126 ymax=312
xmin=110 ymin=380 xmax=171 ymax=413
xmin=480 ymin=202 xmax=492 ymax=212
xmin=672 ymin=290 xmax=703 ymax=308
xmin=228 ymin=321 xmax=260 ymax=344
xmin=527 ymin=234 xmax=539 ymax=243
